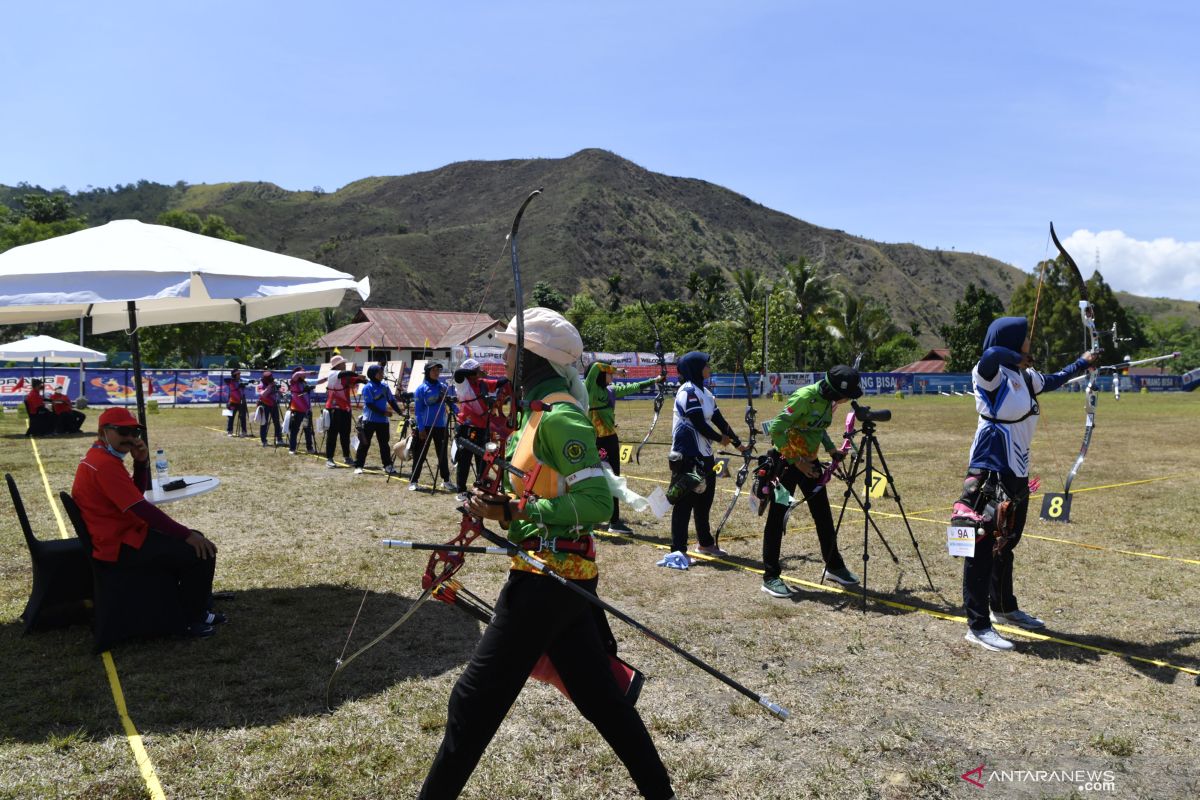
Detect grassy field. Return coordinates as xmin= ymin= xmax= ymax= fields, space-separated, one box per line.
xmin=1 ymin=392 xmax=1197 ymax=800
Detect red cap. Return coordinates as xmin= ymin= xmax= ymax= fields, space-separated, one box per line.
xmin=99 ymin=407 xmax=142 ymax=428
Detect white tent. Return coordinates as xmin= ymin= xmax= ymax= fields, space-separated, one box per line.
xmin=0 ymin=334 xmax=106 ymax=363
xmin=0 ymin=219 xmax=371 ymax=427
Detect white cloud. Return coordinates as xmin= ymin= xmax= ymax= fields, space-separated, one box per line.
xmin=1061 ymin=229 xmax=1200 ymax=301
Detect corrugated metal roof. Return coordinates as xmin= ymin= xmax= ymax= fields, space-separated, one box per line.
xmin=315 ymin=308 xmax=501 ymax=349
xmin=893 ymin=348 xmax=950 ymax=373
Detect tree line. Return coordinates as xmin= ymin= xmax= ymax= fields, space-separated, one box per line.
xmin=3 ymin=192 xmax=1197 ymax=374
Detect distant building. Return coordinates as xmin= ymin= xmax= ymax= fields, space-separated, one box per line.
xmin=314 ymin=308 xmax=503 ymax=367
xmin=893 ymin=348 xmax=950 ymax=373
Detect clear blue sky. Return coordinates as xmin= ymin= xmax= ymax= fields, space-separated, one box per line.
xmin=5 ymin=1 xmax=1199 ymax=300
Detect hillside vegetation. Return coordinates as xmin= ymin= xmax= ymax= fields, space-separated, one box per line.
xmin=2 ymin=150 xmax=1032 ymax=346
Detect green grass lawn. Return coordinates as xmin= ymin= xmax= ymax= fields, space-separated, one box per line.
xmin=1 ymin=392 xmax=1197 ymax=799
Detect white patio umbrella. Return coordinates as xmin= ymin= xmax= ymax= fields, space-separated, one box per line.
xmin=0 ymin=219 xmax=370 ymax=430
xmin=0 ymin=334 xmax=107 ymax=398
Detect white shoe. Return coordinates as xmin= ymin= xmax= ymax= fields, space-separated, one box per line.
xmin=326 ymin=460 xmax=337 ymax=468
xmin=288 ymin=450 xmax=297 ymax=455
xmin=965 ymin=627 xmax=1014 ymax=652
xmin=408 ymin=482 xmax=418 ymax=491
xmin=443 ymin=480 xmax=459 ymax=492
xmin=384 ymin=465 xmax=398 ymax=476
xmin=354 ymin=468 xmax=363 ymax=475
xmin=991 ymin=609 xmax=1046 ymax=630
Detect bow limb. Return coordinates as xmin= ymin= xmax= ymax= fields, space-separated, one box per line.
xmin=635 ymin=300 xmax=668 ymax=464
xmin=1050 ymin=223 xmax=1101 ymax=496
xmin=326 ymin=191 xmax=540 ymax=704
xmin=713 ymin=356 xmax=759 ymax=540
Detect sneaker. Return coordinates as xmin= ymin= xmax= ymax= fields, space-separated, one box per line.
xmin=443 ymin=480 xmax=460 ymax=493
xmin=261 ymin=441 xmax=269 ymax=447
xmin=761 ymin=577 xmax=793 ymax=598
xmin=824 ymin=565 xmax=860 ymax=585
xmin=991 ymin=609 xmax=1046 ymax=630
xmin=204 ymin=611 xmax=227 ymax=625
xmin=184 ymin=622 xmax=216 ymax=638
xmin=695 ymin=543 xmax=727 ymax=557
xmin=227 ymin=433 xmax=235 ymax=438
xmin=607 ymin=520 xmax=634 ymax=535
xmin=354 ymin=468 xmax=364 ymax=475
xmin=965 ymin=627 xmax=1014 ymax=652
xmin=384 ymin=465 xmax=398 ymax=476
xmin=408 ymin=482 xmax=419 ymax=492
xmin=655 ymin=551 xmax=691 ymax=570
xmin=288 ymin=450 xmax=297 ymax=455
xmin=326 ymin=460 xmax=337 ymax=468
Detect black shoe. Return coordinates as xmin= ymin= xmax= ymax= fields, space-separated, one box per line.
xmin=205 ymin=611 xmax=228 ymax=625
xmin=607 ymin=520 xmax=634 ymax=534
xmin=185 ymin=622 xmax=216 ymax=638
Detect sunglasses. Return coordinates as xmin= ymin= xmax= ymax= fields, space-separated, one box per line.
xmin=105 ymin=425 xmax=145 ymax=438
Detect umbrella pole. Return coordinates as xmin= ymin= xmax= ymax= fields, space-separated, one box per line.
xmin=128 ymin=302 xmax=148 ymax=433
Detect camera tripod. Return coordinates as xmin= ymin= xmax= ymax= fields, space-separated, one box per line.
xmin=831 ymin=401 xmax=935 ymax=608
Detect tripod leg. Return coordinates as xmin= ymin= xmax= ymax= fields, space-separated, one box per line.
xmin=868 ymin=439 xmax=936 ymax=592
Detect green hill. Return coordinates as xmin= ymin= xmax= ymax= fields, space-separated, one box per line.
xmin=1 ymin=149 xmax=1152 ymax=345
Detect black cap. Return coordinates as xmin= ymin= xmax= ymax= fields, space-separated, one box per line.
xmin=424 ymin=361 xmax=443 ymax=374
xmin=824 ymin=365 xmax=863 ymax=399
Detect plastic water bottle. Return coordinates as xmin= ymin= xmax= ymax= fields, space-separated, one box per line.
xmin=154 ymin=449 xmax=169 ymax=488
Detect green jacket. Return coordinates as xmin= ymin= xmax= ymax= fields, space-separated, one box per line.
xmin=584 ymin=362 xmax=658 ymax=437
xmin=504 ymin=376 xmax=612 ymax=544
xmin=768 ymin=382 xmax=837 ymax=464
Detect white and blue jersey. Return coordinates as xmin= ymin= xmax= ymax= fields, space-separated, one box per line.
xmin=670 ymin=381 xmax=732 ymax=458
xmin=969 ymin=357 xmax=1087 ymax=476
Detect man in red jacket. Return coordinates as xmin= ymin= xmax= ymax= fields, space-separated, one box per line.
xmin=72 ymin=407 xmax=224 ymax=638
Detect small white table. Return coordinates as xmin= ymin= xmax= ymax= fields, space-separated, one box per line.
xmin=144 ymin=475 xmax=221 ymax=505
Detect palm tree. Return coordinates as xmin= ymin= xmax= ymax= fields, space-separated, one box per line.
xmin=606 ymin=272 xmax=623 ymax=312
xmin=825 ymin=294 xmax=897 ymax=368
xmin=783 ymin=257 xmax=841 ymax=370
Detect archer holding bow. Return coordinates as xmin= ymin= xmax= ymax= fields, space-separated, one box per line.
xmin=759 ymin=365 xmax=862 ymax=598
xmin=418 ymin=307 xmax=675 ymax=800
xmin=584 ymin=360 xmax=663 ymax=534
xmin=953 ymin=316 xmax=1097 ymax=652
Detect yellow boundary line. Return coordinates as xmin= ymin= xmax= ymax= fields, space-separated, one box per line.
xmin=29 ymin=439 xmax=167 ymax=800
xmin=618 ymin=469 xmax=1200 ymax=566
xmin=597 ymin=529 xmax=1200 ymax=679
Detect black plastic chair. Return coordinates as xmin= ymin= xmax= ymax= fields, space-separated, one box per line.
xmin=59 ymin=491 xmax=185 ymax=652
xmin=6 ymin=473 xmax=91 ymax=632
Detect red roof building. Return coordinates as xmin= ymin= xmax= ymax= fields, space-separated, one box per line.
xmin=314 ymin=308 xmax=503 ymax=365
xmin=893 ymin=348 xmax=950 ymax=373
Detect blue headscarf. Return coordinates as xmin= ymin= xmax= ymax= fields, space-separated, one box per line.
xmin=982 ymin=317 xmax=1028 ymax=352
xmin=676 ymin=351 xmax=709 ymax=387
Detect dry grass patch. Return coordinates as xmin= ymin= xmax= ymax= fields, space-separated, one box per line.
xmin=1 ymin=394 xmax=1197 ymax=798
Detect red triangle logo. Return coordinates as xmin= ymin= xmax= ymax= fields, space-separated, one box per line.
xmin=961 ymin=764 xmax=985 ymax=789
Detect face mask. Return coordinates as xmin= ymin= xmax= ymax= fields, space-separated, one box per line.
xmin=101 ymin=440 xmax=129 ymax=460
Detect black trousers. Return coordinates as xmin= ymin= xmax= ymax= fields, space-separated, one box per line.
xmin=26 ymin=409 xmax=56 ymax=436
xmin=258 ymin=404 xmax=282 ymax=444
xmin=761 ymin=462 xmax=846 ymax=581
xmin=325 ymin=408 xmax=352 ymax=462
xmin=55 ymin=410 xmax=86 ymax=433
xmin=963 ymin=472 xmax=1028 ymax=631
xmin=410 ymin=427 xmax=450 ymax=483
xmin=669 ymin=454 xmax=717 ymax=553
xmin=226 ymin=402 xmax=247 ymax=435
xmin=354 ymin=420 xmax=393 ymax=468
xmin=117 ymin=530 xmax=215 ymax=625
xmin=596 ymin=433 xmax=622 ymax=523
xmin=288 ymin=410 xmax=314 ymax=452
xmin=418 ymin=571 xmax=673 ymax=800
xmin=454 ymin=424 xmax=486 ymax=489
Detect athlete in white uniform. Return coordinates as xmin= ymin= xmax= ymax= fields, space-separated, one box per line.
xmin=956 ymin=316 xmax=1096 ymax=652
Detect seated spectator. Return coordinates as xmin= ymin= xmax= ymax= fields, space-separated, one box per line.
xmin=24 ymin=378 xmax=56 ymax=437
xmin=50 ymin=387 xmax=86 ymax=434
xmin=71 ymin=407 xmax=225 ymax=638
